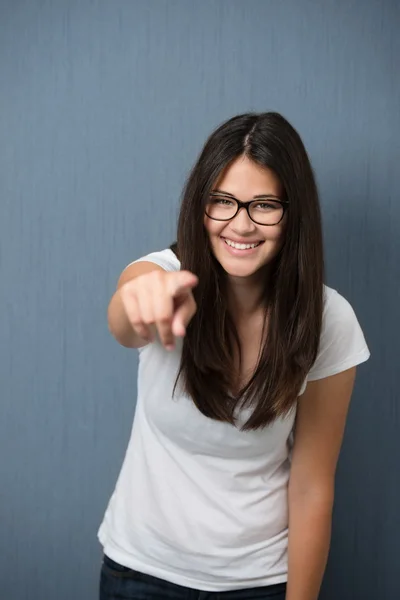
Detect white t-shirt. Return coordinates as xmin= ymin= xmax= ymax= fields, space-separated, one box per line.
xmin=98 ymin=248 xmax=370 ymax=592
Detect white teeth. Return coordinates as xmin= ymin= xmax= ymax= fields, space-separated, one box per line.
xmin=225 ymin=239 xmax=260 ymax=250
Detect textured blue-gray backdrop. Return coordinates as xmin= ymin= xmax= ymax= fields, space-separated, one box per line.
xmin=1 ymin=1 xmax=399 ymax=599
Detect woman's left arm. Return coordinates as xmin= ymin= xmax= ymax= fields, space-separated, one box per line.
xmin=286 ymin=367 xmax=357 ymax=600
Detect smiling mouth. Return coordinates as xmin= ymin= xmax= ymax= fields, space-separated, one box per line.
xmin=222 ymin=237 xmax=263 ymax=250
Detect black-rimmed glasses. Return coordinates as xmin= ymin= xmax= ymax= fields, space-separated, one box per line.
xmin=205 ymin=192 xmax=288 ymax=226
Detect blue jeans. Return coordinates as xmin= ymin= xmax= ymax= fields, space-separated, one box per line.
xmin=100 ymin=555 xmax=286 ymax=599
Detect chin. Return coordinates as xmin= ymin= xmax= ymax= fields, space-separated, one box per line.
xmin=219 ymin=262 xmax=256 ymax=278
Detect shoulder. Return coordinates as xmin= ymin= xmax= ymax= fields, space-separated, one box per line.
xmin=307 ymin=285 xmax=370 ymax=381
xmin=127 ymin=248 xmax=181 ymax=273
xmin=322 ymin=285 xmax=358 ymax=325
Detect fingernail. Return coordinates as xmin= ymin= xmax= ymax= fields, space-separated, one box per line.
xmin=165 ymin=344 xmax=175 ymax=351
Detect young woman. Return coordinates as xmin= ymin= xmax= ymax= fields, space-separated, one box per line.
xmin=98 ymin=112 xmax=370 ymax=600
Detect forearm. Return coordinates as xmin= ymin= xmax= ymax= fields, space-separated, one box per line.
xmin=286 ymin=492 xmax=333 ymax=600
xmin=107 ymin=289 xmax=138 ymax=347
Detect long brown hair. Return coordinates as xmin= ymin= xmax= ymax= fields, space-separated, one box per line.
xmin=172 ymin=112 xmax=324 ymax=430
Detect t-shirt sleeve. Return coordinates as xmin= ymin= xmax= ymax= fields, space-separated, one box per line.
xmin=126 ymin=248 xmax=180 ymax=273
xmin=307 ymin=288 xmax=370 ymax=382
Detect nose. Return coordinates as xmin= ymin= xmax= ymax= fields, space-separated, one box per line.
xmin=230 ymin=206 xmax=257 ymax=234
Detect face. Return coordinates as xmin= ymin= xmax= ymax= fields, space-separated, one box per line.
xmin=204 ymin=155 xmax=285 ymax=280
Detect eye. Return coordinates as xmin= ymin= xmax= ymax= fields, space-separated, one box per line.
xmin=211 ymin=196 xmax=234 ymax=206
xmin=253 ymin=200 xmax=281 ymax=211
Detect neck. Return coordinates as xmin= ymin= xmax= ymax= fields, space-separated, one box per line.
xmin=226 ymin=269 xmax=269 ymax=319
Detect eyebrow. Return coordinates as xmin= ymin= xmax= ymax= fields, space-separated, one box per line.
xmin=211 ymin=189 xmax=281 ymax=200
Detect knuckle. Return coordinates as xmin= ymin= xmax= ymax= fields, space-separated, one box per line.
xmin=157 ymin=314 xmax=172 ymax=325
xmin=130 ymin=317 xmax=143 ymax=328
xmin=157 ymin=316 xmax=172 ymax=328
xmin=142 ymin=315 xmax=155 ymax=325
xmin=120 ymin=285 xmax=131 ymax=301
xmin=134 ymin=326 xmax=146 ymax=336
xmin=151 ymin=270 xmax=164 ymax=284
xmin=121 ymin=286 xmax=138 ymax=306
xmin=124 ymin=278 xmax=138 ymax=292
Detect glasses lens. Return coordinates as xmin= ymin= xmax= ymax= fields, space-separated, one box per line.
xmin=206 ymin=196 xmax=285 ymax=225
xmin=206 ymin=197 xmax=238 ymax=221
xmin=249 ymin=199 xmax=284 ymax=225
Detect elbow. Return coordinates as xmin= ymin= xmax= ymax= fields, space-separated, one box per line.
xmin=107 ymin=300 xmax=136 ymax=348
xmin=288 ymin=478 xmax=335 ymax=514
xmin=108 ymin=319 xmax=136 ymax=348
xmin=112 ymin=332 xmax=136 ymax=348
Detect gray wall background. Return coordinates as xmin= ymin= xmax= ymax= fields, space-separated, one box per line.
xmin=1 ymin=1 xmax=399 ymax=598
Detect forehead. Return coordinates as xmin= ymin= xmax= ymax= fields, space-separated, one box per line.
xmin=214 ymin=155 xmax=282 ymax=198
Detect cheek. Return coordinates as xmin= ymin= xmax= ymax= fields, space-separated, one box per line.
xmin=204 ymin=215 xmax=222 ymax=237
xmin=264 ymin=224 xmax=285 ymax=252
